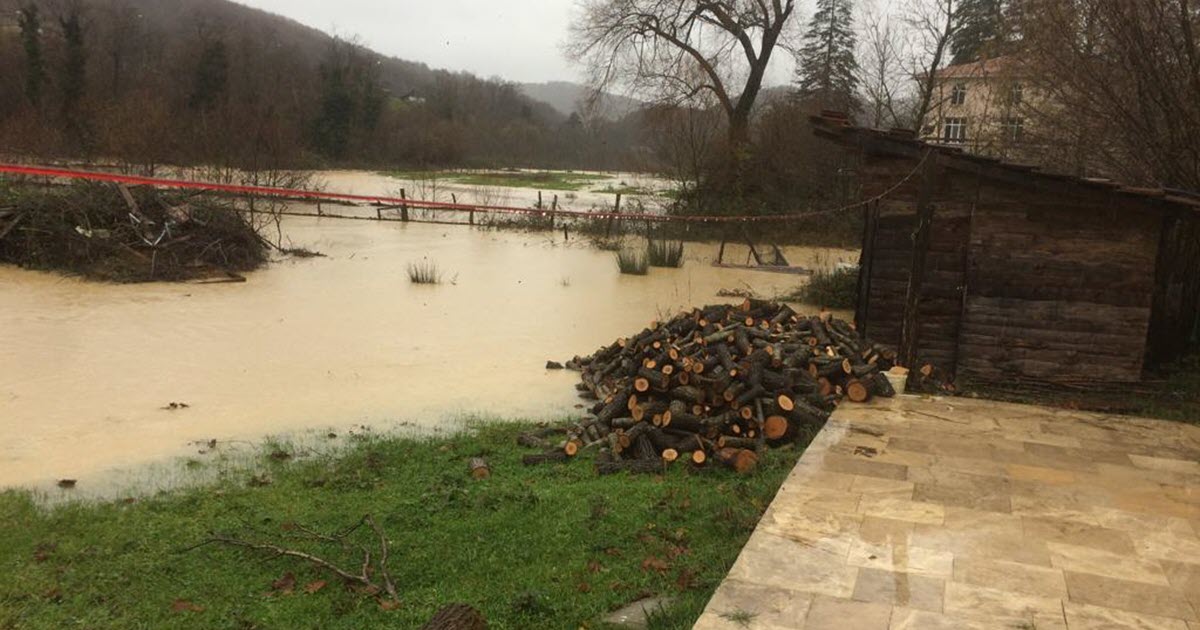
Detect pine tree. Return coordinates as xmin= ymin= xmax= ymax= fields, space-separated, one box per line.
xmin=950 ymin=0 xmax=1006 ymax=65
xmin=794 ymin=0 xmax=860 ymax=113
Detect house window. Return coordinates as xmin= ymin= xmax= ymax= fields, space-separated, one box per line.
xmin=943 ymin=117 xmax=967 ymax=143
xmin=1010 ymin=83 xmax=1024 ymax=105
xmin=950 ymin=83 xmax=967 ymax=106
xmin=1001 ymin=117 xmax=1024 ymax=142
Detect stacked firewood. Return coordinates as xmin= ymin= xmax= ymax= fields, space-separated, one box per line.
xmin=522 ymin=300 xmax=898 ymax=475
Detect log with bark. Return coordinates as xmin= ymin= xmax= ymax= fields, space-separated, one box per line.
xmin=526 ymin=300 xmax=897 ymax=476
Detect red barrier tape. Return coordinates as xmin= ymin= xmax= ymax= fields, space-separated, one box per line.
xmin=0 ymin=163 xmax=903 ymax=223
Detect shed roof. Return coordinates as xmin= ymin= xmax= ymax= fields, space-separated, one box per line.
xmin=810 ymin=111 xmax=1200 ymax=214
xmin=934 ymin=55 xmax=1025 ymax=80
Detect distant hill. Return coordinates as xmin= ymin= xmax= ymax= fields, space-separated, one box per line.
xmin=519 ymin=81 xmax=643 ymax=119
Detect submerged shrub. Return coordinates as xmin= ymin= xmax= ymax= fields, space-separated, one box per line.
xmin=615 ymin=249 xmax=649 ymax=275
xmin=407 ymin=259 xmax=443 ymax=284
xmin=797 ymin=267 xmax=858 ymax=309
xmin=647 ymin=239 xmax=684 ymax=268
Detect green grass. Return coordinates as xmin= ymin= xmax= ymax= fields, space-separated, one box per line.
xmin=962 ymin=353 xmax=1200 ymax=424
xmin=383 ymin=170 xmax=610 ymax=192
xmin=792 ymin=267 xmax=859 ymax=309
xmin=648 ymin=240 xmax=685 ymax=268
xmin=0 ymin=422 xmax=802 ymax=629
xmin=616 ymin=249 xmax=650 ymax=275
xmin=407 ymin=260 xmax=443 ymax=284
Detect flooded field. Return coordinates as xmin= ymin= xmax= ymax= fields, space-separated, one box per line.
xmin=320 ymin=170 xmax=671 ymax=212
xmin=0 ymin=212 xmax=856 ymax=494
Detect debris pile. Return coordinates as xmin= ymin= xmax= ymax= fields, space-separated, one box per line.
xmin=524 ymin=300 xmax=898 ymax=475
xmin=0 ymin=181 xmax=268 ymax=282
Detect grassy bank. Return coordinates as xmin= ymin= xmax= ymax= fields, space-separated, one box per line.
xmin=0 ymin=422 xmax=804 ymax=629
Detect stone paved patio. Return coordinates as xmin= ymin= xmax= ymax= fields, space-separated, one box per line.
xmin=694 ymin=395 xmax=1200 ymax=629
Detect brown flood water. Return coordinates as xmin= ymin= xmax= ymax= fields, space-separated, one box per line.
xmin=0 ymin=214 xmax=856 ymax=493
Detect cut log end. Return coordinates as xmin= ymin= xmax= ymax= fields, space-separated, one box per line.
xmin=468 ymin=457 xmax=491 ymax=480
xmin=846 ymin=379 xmax=871 ymax=404
xmin=777 ymin=394 xmax=795 ymax=412
xmin=764 ymin=416 xmax=789 ymax=441
xmin=662 ymin=448 xmax=679 ymax=463
xmin=717 ymin=447 xmax=759 ymax=475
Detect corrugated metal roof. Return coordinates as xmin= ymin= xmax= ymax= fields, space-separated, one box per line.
xmin=810 ymin=111 xmax=1200 ymax=213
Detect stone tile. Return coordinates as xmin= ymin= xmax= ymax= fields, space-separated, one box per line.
xmin=699 ymin=578 xmax=814 ymax=629
xmin=1047 ymin=541 xmax=1171 ymax=587
xmin=693 ymin=611 xmax=798 ymax=630
xmin=849 ymin=476 xmax=914 ymax=499
xmin=1022 ymin=516 xmax=1137 ymax=555
xmin=1006 ymin=463 xmax=1079 ymax=485
xmin=1161 ymin=560 xmax=1200 ymax=611
xmin=858 ymin=517 xmax=914 ymax=545
xmin=1010 ymin=491 xmax=1105 ymax=526
xmin=847 ymin=538 xmax=954 ymax=578
xmin=1128 ymin=453 xmax=1200 ymax=475
xmin=887 ymin=608 xmax=999 ymax=630
xmin=913 ymin=481 xmax=1012 ymax=513
xmin=911 ymin=508 xmax=1053 ymax=567
xmin=776 ymin=485 xmax=862 ymax=516
xmin=857 ymin=496 xmax=944 ymax=525
xmin=952 ymin=557 xmax=1067 ymax=598
xmin=1092 ymin=507 xmax=1198 ymax=536
xmin=1062 ymin=602 xmax=1191 ymax=630
xmin=1132 ymin=529 xmax=1200 ymax=564
xmin=758 ymin=505 xmax=862 ymax=544
xmin=942 ymin=581 xmax=1063 ymax=624
xmin=820 ymin=453 xmax=908 ymax=481
xmin=726 ymin=531 xmax=858 ymax=599
xmin=852 ymin=567 xmax=944 ymax=612
xmin=1064 ymin=570 xmax=1197 ymax=621
xmin=803 ymin=595 xmax=892 ymax=630
xmin=1023 ymin=440 xmax=1131 ymax=467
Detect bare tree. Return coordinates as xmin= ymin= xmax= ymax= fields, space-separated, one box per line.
xmin=1019 ymin=0 xmax=1200 ymax=189
xmin=903 ymin=0 xmax=959 ymax=132
xmin=859 ymin=4 xmax=911 ymax=128
xmin=567 ymin=0 xmax=796 ymax=161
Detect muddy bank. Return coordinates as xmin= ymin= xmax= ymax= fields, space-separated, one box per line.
xmin=0 ymin=181 xmax=267 ymax=282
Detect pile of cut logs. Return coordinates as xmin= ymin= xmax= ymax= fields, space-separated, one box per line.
xmin=520 ymin=300 xmax=898 ymax=476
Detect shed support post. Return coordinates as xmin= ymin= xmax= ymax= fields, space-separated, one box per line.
xmin=899 ymin=150 xmax=940 ymax=379
xmin=856 ymin=200 xmax=880 ymax=334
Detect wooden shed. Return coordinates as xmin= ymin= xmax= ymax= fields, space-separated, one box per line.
xmin=811 ymin=113 xmax=1200 ymax=385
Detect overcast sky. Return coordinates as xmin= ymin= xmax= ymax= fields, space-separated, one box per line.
xmin=235 ymin=0 xmax=583 ymax=83
xmin=234 ymin=0 xmax=800 ymax=86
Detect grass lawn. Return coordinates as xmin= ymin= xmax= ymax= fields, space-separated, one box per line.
xmin=383 ymin=170 xmax=612 ymax=192
xmin=0 ymin=422 xmax=804 ymax=629
xmin=961 ymin=353 xmax=1200 ymax=424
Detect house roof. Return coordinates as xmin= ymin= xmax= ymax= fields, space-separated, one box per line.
xmin=935 ymin=55 xmax=1025 ymax=80
xmin=809 ymin=111 xmax=1200 ymax=213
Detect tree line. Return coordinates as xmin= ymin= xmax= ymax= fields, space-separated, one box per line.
xmin=0 ymin=0 xmax=645 ymax=175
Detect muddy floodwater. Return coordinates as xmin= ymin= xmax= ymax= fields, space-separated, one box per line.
xmin=0 ymin=214 xmax=856 ymax=493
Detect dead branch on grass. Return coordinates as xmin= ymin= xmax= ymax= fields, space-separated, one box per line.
xmin=182 ymin=514 xmax=399 ymax=603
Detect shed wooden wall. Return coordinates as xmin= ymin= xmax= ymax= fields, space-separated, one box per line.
xmin=857 ymin=155 xmax=1162 ymax=383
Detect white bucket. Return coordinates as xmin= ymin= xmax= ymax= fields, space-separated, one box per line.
xmin=885 ymin=369 xmax=909 ymax=396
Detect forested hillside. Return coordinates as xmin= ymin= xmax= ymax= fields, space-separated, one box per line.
xmin=0 ymin=0 xmax=643 ymax=172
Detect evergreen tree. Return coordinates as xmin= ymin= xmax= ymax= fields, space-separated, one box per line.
xmin=950 ymin=0 xmax=1006 ymax=65
xmin=794 ymin=0 xmax=860 ymax=113
xmin=18 ymin=5 xmax=44 ymax=107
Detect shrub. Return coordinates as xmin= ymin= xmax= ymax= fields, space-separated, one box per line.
xmin=407 ymin=260 xmax=443 ymax=284
xmin=647 ymin=239 xmax=684 ymax=268
xmin=615 ymin=249 xmax=649 ymax=275
xmin=797 ymin=267 xmax=858 ymax=309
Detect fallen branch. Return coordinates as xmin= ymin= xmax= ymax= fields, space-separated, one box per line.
xmin=183 ymin=514 xmax=399 ymax=603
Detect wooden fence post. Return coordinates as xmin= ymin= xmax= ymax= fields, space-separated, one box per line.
xmin=400 ymin=189 xmax=409 ymax=222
